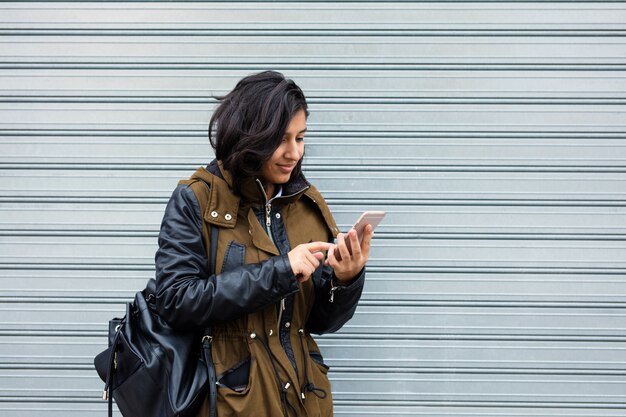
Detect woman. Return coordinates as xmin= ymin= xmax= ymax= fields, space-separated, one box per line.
xmin=154 ymin=71 xmax=373 ymax=417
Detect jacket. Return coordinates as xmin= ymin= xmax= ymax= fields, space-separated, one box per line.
xmin=154 ymin=160 xmax=365 ymax=417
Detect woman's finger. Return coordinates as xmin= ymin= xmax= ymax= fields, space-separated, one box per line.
xmin=304 ymin=241 xmax=332 ymax=254
xmin=347 ymin=229 xmax=361 ymax=258
xmin=336 ymin=232 xmax=351 ymax=260
xmin=360 ymin=224 xmax=373 ymax=259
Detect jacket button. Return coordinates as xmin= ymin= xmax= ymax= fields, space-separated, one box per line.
xmin=250 ymin=332 xmax=256 ymax=339
xmin=285 ymin=322 xmax=291 ymax=328
xmin=275 ymin=213 xmax=281 ymax=219
xmin=225 ymin=213 xmax=232 ymax=221
xmin=211 ymin=211 xmax=218 ymax=218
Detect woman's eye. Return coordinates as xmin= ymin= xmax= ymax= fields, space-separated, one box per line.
xmin=296 ymin=137 xmax=305 ymax=142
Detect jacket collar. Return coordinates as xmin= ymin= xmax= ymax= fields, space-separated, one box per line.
xmin=190 ymin=159 xmax=314 ymax=228
xmin=215 ymin=159 xmax=311 ymax=207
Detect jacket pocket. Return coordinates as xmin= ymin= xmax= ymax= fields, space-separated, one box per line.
xmin=305 ymin=349 xmax=333 ymax=417
xmin=309 ymin=350 xmax=330 ymax=374
xmin=221 ymin=241 xmax=246 ymax=273
xmin=217 ymin=357 xmax=251 ymax=393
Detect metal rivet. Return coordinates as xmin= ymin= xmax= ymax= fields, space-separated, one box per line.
xmin=285 ymin=322 xmax=291 ymax=328
xmin=275 ymin=213 xmax=281 ymax=219
xmin=250 ymin=332 xmax=256 ymax=339
xmin=211 ymin=211 xmax=218 ymax=218
xmin=225 ymin=213 xmax=232 ymax=221
xmin=269 ymin=329 xmax=274 ymax=336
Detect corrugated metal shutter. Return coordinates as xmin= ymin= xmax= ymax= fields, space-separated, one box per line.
xmin=1 ymin=2 xmax=626 ymax=416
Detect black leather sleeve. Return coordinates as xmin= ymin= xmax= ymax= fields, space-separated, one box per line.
xmin=154 ymin=185 xmax=300 ymax=330
xmin=305 ymin=263 xmax=365 ymax=335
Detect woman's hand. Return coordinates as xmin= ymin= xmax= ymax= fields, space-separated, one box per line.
xmin=326 ymin=225 xmax=373 ymax=282
xmin=288 ymin=242 xmax=332 ymax=283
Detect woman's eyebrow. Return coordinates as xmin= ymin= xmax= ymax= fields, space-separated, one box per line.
xmin=284 ymin=127 xmax=308 ymax=136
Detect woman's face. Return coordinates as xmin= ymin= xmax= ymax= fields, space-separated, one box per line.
xmin=260 ymin=109 xmax=307 ymax=191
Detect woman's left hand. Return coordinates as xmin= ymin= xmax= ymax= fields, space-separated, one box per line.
xmin=325 ymin=224 xmax=373 ymax=282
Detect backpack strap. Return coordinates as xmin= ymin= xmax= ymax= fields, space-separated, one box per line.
xmin=183 ymin=170 xmax=219 ymax=417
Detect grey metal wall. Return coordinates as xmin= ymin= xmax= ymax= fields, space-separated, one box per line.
xmin=1 ymin=1 xmax=626 ymax=416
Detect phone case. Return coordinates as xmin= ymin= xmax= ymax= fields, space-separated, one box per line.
xmin=334 ymin=211 xmax=386 ymax=260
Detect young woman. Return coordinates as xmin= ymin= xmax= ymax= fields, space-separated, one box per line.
xmin=154 ymin=71 xmax=373 ymax=417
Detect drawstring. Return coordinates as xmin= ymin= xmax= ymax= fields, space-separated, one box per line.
xmin=251 ymin=332 xmax=298 ymax=417
xmin=250 ymin=328 xmax=327 ymax=415
xmin=297 ymin=329 xmax=327 ymax=401
xmin=283 ymin=387 xmax=298 ymax=417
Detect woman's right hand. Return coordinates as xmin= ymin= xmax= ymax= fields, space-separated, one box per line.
xmin=287 ymin=242 xmax=331 ymax=283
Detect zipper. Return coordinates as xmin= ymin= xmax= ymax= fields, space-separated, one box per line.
xmin=277 ymin=298 xmax=286 ymax=334
xmin=266 ymin=199 xmax=285 ymax=338
xmin=202 ymin=335 xmax=217 ymax=417
xmin=256 ymin=179 xmax=285 ymax=332
xmin=265 ymin=201 xmax=272 ymax=228
xmin=264 ymin=201 xmax=275 ymax=246
xmin=256 ymin=178 xmax=313 ymax=373
xmin=329 ymin=278 xmax=342 ymax=303
xmin=256 ymin=179 xmax=274 ymax=240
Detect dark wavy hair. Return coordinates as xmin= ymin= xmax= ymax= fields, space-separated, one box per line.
xmin=209 ymin=71 xmax=309 ymax=193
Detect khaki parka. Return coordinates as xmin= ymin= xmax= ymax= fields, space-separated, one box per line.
xmin=154 ymin=160 xmax=365 ymax=417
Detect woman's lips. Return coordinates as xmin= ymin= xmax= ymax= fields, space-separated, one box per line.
xmin=277 ymin=164 xmax=295 ymax=173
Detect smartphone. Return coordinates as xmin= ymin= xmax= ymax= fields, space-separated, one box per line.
xmin=334 ymin=211 xmax=386 ymax=260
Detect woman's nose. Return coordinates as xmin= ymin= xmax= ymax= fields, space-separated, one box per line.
xmin=284 ymin=138 xmax=300 ymax=158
